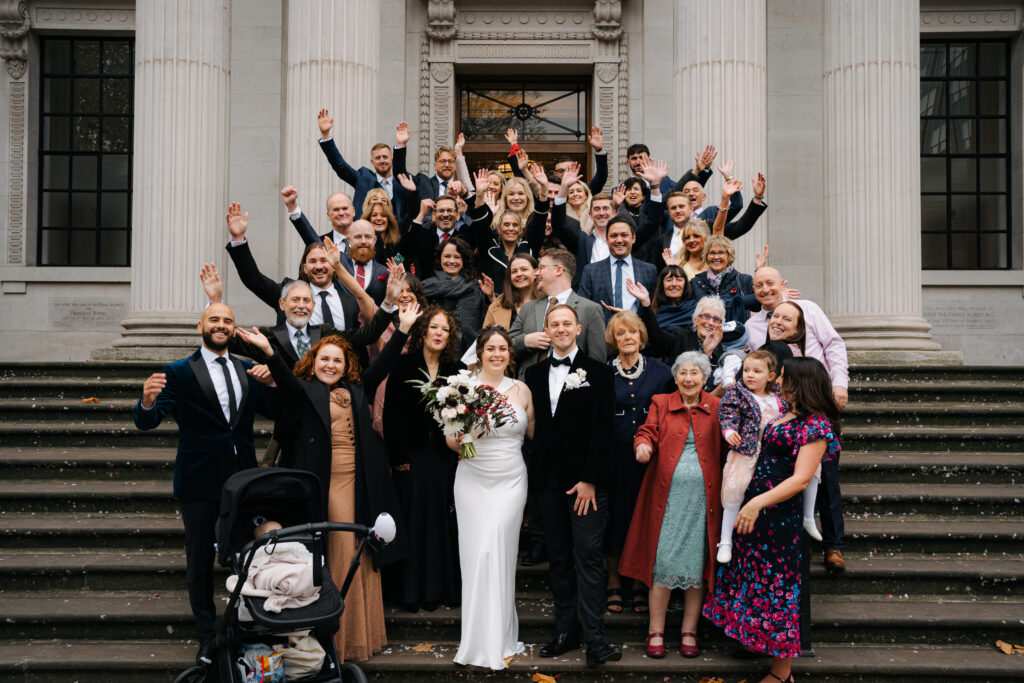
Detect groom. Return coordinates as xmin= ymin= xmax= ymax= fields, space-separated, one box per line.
xmin=524 ymin=304 xmax=621 ymax=665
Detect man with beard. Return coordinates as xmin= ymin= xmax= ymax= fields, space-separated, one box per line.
xmin=133 ymin=303 xmax=278 ymax=667
xmin=347 ymin=219 xmax=390 ymax=305
xmin=283 ymin=185 xmax=355 ymax=271
xmin=399 ymin=194 xmax=466 ymax=278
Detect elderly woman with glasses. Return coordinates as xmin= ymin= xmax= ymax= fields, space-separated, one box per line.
xmin=687 ymin=235 xmax=754 ymax=323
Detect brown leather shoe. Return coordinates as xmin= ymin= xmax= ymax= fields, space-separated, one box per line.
xmin=824 ymin=548 xmax=846 ymax=572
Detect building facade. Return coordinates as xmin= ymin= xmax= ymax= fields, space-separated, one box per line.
xmin=0 ymin=0 xmax=1020 ymax=363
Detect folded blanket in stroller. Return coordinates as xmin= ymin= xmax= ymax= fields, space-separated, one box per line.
xmin=226 ymin=541 xmax=321 ymax=613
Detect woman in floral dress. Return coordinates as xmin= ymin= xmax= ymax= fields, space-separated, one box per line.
xmin=703 ymin=357 xmax=841 ymax=683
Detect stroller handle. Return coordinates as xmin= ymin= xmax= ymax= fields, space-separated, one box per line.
xmin=240 ymin=521 xmax=370 ymax=558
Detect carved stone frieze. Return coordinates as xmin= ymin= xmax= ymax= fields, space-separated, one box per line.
xmin=427 ymin=0 xmax=456 ymax=40
xmin=460 ymin=10 xmax=592 ymax=30
xmin=32 ymin=5 xmax=135 ymax=30
xmin=593 ymin=0 xmax=622 ymax=41
xmin=0 ymin=0 xmax=29 ymax=79
xmin=456 ymin=42 xmax=592 ymax=61
xmin=920 ymin=9 xmax=1019 ymax=31
xmin=430 ymin=61 xmax=453 ymax=82
xmin=595 ymin=61 xmax=617 ymax=83
xmin=7 ymin=80 xmax=25 ymax=263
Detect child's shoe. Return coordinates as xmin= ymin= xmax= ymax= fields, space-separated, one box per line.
xmin=716 ymin=542 xmax=732 ymax=564
xmin=803 ymin=517 xmax=823 ymax=541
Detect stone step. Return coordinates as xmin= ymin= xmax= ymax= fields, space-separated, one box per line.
xmin=0 ymin=513 xmax=185 ymax=550
xmin=841 ymin=402 xmax=1024 ymax=427
xmin=0 ymin=640 xmax=1018 ymax=683
xmin=845 ymin=380 xmax=1024 ymax=403
xmin=841 ymin=483 xmax=1023 ymax=515
xmin=0 ymin=377 xmax=148 ymax=400
xmin=2 ymin=590 xmax=1019 ymax=647
xmin=0 ymin=447 xmax=175 ymax=479
xmin=840 ymin=425 xmax=1024 ymax=452
xmin=848 ymin=365 xmax=1024 ymax=383
xmin=840 ymin=451 xmax=1024 ymax=484
xmin=0 ymin=361 xmax=163 ymax=380
xmin=0 ymin=422 xmax=274 ymax=448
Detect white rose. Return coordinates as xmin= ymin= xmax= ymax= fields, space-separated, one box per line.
xmin=456 ymin=404 xmax=467 ymax=414
xmin=441 ymin=406 xmax=457 ymax=420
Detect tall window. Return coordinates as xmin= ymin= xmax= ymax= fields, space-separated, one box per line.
xmin=920 ymin=39 xmax=1011 ymax=269
xmin=38 ymin=37 xmax=134 ymax=266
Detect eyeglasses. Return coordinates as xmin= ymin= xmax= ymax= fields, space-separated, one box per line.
xmin=698 ymin=314 xmax=722 ymax=324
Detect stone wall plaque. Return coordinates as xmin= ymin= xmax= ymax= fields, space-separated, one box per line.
xmin=49 ymin=298 xmax=128 ymax=329
xmin=923 ymin=304 xmax=998 ymax=331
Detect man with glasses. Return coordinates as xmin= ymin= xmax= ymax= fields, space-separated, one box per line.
xmin=400 ymin=195 xmax=466 ymax=278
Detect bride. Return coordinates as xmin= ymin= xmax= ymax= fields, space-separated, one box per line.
xmin=446 ymin=326 xmax=534 ymax=669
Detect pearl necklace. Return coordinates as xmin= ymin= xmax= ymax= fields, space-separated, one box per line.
xmin=612 ymin=355 xmax=645 ymax=379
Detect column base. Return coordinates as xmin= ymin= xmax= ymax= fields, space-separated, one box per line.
xmin=91 ymin=311 xmax=200 ymax=362
xmin=830 ymin=314 xmax=963 ymax=365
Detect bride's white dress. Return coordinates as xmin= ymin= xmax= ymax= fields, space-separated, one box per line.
xmin=452 ymin=376 xmax=528 ymax=669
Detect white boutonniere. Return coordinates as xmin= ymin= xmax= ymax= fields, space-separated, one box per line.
xmin=562 ymin=369 xmax=590 ymax=392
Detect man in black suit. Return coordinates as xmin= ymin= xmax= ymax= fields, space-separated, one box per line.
xmin=524 ymin=304 xmax=620 ymax=666
xmin=398 ymin=194 xmax=466 ymax=278
xmin=281 ymin=185 xmax=355 ymax=272
xmin=224 ymin=201 xmax=360 ymax=332
xmin=133 ymin=303 xmax=277 ymax=666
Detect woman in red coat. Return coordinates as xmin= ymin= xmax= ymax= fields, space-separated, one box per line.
xmin=619 ymin=350 xmax=723 ymax=659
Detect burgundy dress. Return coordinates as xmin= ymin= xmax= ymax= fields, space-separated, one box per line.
xmin=702 ymin=414 xmax=840 ymax=658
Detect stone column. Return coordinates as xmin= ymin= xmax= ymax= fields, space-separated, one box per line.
xmin=674 ymin=0 xmax=767 ymax=270
xmin=99 ymin=0 xmax=231 ymax=359
xmin=281 ymin=0 xmax=380 ymax=272
xmin=822 ymin=0 xmax=954 ymax=362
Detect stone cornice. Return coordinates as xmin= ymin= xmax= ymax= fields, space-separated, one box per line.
xmin=920 ymin=8 xmax=1020 ymax=32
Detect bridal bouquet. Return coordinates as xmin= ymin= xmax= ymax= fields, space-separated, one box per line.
xmin=409 ymin=369 xmax=518 ymax=459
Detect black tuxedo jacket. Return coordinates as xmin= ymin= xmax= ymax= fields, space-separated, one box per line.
xmin=524 ymin=353 xmax=614 ymax=490
xmin=226 ymin=240 xmax=359 ymax=330
xmin=132 ymin=350 xmax=278 ymax=501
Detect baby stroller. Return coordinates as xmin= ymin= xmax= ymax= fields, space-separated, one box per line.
xmin=174 ymin=468 xmax=396 ymax=683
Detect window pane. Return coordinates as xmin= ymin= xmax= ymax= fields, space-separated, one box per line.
xmin=44 ymin=78 xmax=72 ymax=113
xmin=921 ymin=195 xmax=946 ymax=231
xmin=920 ymin=157 xmax=945 ymax=192
xmin=979 ymin=42 xmax=1006 ymax=76
xmin=101 ymin=193 xmax=129 ymax=228
xmin=950 ymin=233 xmax=978 ymax=268
xmin=99 ymin=230 xmax=129 ymax=266
xmin=978 ymin=119 xmax=1005 ymax=154
xmin=72 ymin=116 xmax=100 ymax=151
xmin=74 ymin=41 xmax=100 ymax=74
xmin=69 ymin=230 xmax=97 ymax=265
xmin=461 ymin=83 xmax=588 ymax=141
xmin=43 ymin=116 xmax=71 ymax=151
xmin=949 ymin=43 xmax=975 ymax=77
xmin=72 ymin=156 xmax=98 ymax=190
xmin=103 ymin=42 xmax=132 ymax=75
xmin=979 ymin=158 xmax=1006 ymax=192
xmin=41 ymin=230 xmax=69 ymax=265
xmin=73 ymin=78 xmax=100 ymax=113
xmin=979 ymin=195 xmax=1007 ymax=230
xmin=979 ymin=81 xmax=1005 ymax=115
xmin=948 ymin=81 xmax=975 ymax=115
xmin=950 ymin=158 xmax=976 ymax=192
xmin=102 ymin=116 xmax=132 ymax=153
xmin=43 ymin=156 xmax=69 ymax=190
xmin=921 ymin=44 xmax=946 ymax=77
xmin=71 ymin=193 xmax=97 ymax=228
xmin=948 ymin=119 xmax=975 ymax=153
xmin=102 ymin=78 xmax=131 ymax=114
xmin=980 ymin=232 xmax=1008 ymax=268
xmin=42 ymin=192 xmax=69 ymax=227
xmin=920 ymin=119 xmax=946 ymax=153
xmin=44 ymin=40 xmax=72 ymax=73
xmin=950 ymin=195 xmax=976 ymax=230
xmin=921 ymin=233 xmax=947 ymax=269
xmin=920 ymin=81 xmax=945 ymax=116
xmin=102 ymin=155 xmax=131 ymax=189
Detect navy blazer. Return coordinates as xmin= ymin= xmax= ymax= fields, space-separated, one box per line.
xmin=318 ymin=138 xmax=408 ymax=216
xmin=688 ymin=268 xmax=755 ymax=324
xmin=577 ymin=255 xmax=659 ymax=323
xmin=132 ymin=350 xmax=278 ymax=502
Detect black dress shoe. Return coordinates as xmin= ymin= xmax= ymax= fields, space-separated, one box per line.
xmin=521 ymin=541 xmax=546 ymax=566
xmin=539 ymin=631 xmax=581 ymax=658
xmin=195 ymin=641 xmax=213 ymax=666
xmin=586 ymin=640 xmax=622 ymax=665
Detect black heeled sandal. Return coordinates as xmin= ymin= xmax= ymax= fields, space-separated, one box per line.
xmin=766 ymin=672 xmax=795 ymax=683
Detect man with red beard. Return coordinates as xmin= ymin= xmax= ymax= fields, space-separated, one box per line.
xmin=347 ymin=219 xmax=390 ymax=305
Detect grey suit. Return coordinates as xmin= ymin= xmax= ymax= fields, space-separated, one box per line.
xmin=509 ymin=290 xmax=608 ymax=378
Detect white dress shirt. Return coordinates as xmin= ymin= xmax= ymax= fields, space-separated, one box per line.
xmin=609 ymin=255 xmax=637 ymax=311
xmin=547 ymin=346 xmax=579 ymax=415
xmin=310 ymin=284 xmax=346 ymax=329
xmin=435 ymin=175 xmax=449 ymax=198
xmin=200 ymin=346 xmax=242 ymax=423
xmin=376 ymin=173 xmax=394 ymax=199
xmin=590 ymin=233 xmax=610 ymax=264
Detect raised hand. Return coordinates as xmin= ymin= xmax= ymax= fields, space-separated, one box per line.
xmin=322 ymin=235 xmax=341 ymax=269
xmin=454 ymin=131 xmax=465 ymax=155
xmin=702 ymin=325 xmax=724 ymax=356
xmin=528 ymin=162 xmax=548 ymax=187
xmin=639 ymin=159 xmax=669 ymax=186
xmin=625 ymin=278 xmax=651 ymax=308
xmin=755 ymin=244 xmax=769 ymax=271
xmin=722 ymin=178 xmax=743 ymax=198
xmin=695 ymin=144 xmax=717 ymax=173
xmin=515 ymin=148 xmax=530 ymax=174
xmin=662 ymin=248 xmax=682 ymax=267
xmin=482 ymin=189 xmax=499 ymax=213
xmin=317 ymin=108 xmax=333 ymax=138
xmin=226 ymin=202 xmax=248 ymax=241
xmin=280 ymin=185 xmax=298 ymax=213
xmin=396 ymin=173 xmax=418 ymax=192
xmin=235 ymin=326 xmax=273 ymax=356
xmin=612 ymin=183 xmax=625 ymax=207
xmin=558 ymin=165 xmax=580 ymax=195
xmin=396 ymin=302 xmax=422 ymax=333
xmin=635 ymin=442 xmax=653 ymax=464
xmin=384 ymin=259 xmax=407 ymax=303
xmin=473 ymin=168 xmax=490 ymax=196
xmin=717 ymin=158 xmax=736 ymax=179
xmin=477 ymin=273 xmax=495 ymax=299
xmin=395 ymin=121 xmax=410 ymax=146
xmin=783 ymin=287 xmax=801 ymax=301
xmin=752 ymin=172 xmax=766 ymax=199
xmin=416 ymin=198 xmax=435 ymax=222
xmin=141 ymin=372 xmax=166 ymax=410
xmin=200 ymin=263 xmax=223 ymax=304
xmin=504 ymin=128 xmax=518 ymax=146
xmin=247 ymin=364 xmax=275 ymax=387
xmin=588 ymin=125 xmax=603 ymax=151
xmin=446 ymin=179 xmax=465 ymax=197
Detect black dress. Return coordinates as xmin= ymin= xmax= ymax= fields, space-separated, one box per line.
xmin=382 ymin=353 xmax=464 ymax=610
xmin=605 ymin=357 xmax=675 ymax=556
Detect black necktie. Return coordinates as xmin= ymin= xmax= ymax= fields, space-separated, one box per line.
xmin=551 ymin=356 xmax=572 ymax=367
xmin=214 ymin=356 xmax=238 ymax=424
xmin=318 ymin=291 xmax=336 ymax=328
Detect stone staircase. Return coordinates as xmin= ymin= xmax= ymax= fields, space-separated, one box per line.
xmin=0 ymin=362 xmax=1021 ymax=682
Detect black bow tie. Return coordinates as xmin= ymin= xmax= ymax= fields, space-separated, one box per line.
xmin=551 ymin=357 xmax=572 ymax=367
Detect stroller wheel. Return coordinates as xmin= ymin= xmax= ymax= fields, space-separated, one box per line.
xmin=342 ymin=663 xmax=369 ymax=683
xmin=173 ymin=665 xmax=208 ymax=683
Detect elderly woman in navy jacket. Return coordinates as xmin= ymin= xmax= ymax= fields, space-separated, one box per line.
xmin=688 ymin=235 xmax=754 ymax=323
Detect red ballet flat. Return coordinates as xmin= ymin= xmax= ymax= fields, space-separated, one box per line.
xmin=646 ymin=631 xmax=666 ymax=658
xmin=680 ymin=631 xmax=699 ymax=658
